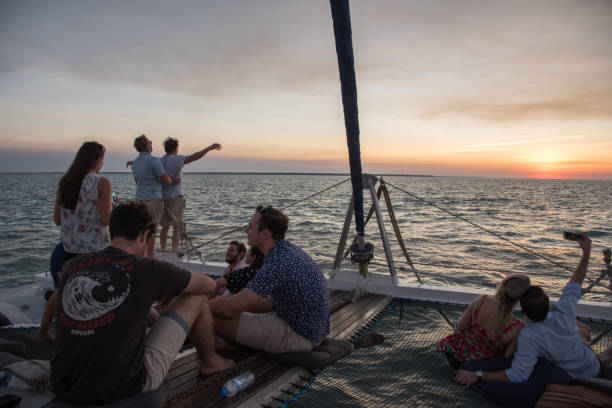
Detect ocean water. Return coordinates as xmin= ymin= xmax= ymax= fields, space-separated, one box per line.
xmin=0 ymin=173 xmax=611 ymax=301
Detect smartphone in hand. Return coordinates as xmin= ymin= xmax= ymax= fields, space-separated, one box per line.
xmin=563 ymin=231 xmax=582 ymax=241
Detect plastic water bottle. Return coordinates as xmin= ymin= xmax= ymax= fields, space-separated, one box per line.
xmin=219 ymin=371 xmax=255 ymax=397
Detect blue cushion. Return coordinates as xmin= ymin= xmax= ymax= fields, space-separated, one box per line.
xmin=267 ymin=337 xmax=353 ymax=370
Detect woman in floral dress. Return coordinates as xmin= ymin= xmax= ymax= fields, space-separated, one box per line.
xmin=437 ymin=274 xmax=531 ymax=369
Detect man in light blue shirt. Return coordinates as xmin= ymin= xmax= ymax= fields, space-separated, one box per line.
xmin=454 ymin=233 xmax=605 ymax=407
xmin=131 ymin=135 xmax=176 ymax=258
xmin=158 ymin=137 xmax=221 ymax=252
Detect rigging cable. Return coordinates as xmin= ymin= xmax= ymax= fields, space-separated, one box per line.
xmin=384 ymin=181 xmax=594 ymax=276
xmin=384 ymin=181 xmax=610 ymax=291
xmin=183 ymin=178 xmax=351 ymax=254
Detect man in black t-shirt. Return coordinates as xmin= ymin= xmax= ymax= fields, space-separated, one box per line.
xmin=49 ymin=203 xmax=234 ymax=406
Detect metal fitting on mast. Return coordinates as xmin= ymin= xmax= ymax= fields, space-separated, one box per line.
xmin=350 ymin=236 xmax=374 ymax=277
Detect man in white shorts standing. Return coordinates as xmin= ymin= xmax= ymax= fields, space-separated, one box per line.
xmin=131 ymin=135 xmax=177 ymax=258
xmin=211 ymin=205 xmax=330 ymax=353
xmin=159 ymin=137 xmax=222 ymax=252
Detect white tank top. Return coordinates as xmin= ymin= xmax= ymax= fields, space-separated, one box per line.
xmin=60 ymin=173 xmax=110 ymax=253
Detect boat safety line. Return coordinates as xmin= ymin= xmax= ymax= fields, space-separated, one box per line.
xmin=389 ymin=263 xmax=607 ymax=295
xmin=279 ymin=177 xmax=351 ymax=213
xmin=384 ymin=181 xmax=603 ymax=286
xmin=185 ymin=178 xmax=351 ymax=253
xmin=399 ymin=262 xmax=609 ymax=295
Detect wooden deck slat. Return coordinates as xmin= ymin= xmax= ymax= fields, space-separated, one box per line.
xmin=329 ymin=290 xmax=350 ymax=314
xmin=165 ymin=290 xmax=388 ymax=407
xmin=235 ymin=366 xmax=311 ymax=408
xmin=332 ymin=295 xmax=391 ymax=340
xmin=328 ymin=293 xmax=376 ymax=333
xmin=329 ymin=294 xmax=389 ymax=339
xmin=171 ymin=357 xmax=283 ymax=408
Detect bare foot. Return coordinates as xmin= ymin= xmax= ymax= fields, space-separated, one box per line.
xmin=199 ymin=354 xmax=235 ymax=376
xmin=214 ymin=335 xmax=239 ymax=351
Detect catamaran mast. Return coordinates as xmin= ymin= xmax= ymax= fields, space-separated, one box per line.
xmin=329 ymin=0 xmax=365 ymax=243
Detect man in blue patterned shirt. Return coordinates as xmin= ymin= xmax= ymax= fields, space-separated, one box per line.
xmin=211 ymin=205 xmax=330 ymax=353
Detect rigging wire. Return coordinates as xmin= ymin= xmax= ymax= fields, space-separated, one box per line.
xmin=384 ymin=180 xmax=575 ymax=273
xmin=319 ymin=239 xmax=608 ymax=289
xmin=383 ymin=180 xmax=608 ymax=289
xmin=181 ymin=175 xmax=608 ymax=293
xmin=184 ymin=178 xmax=351 ymax=253
xmin=279 ymin=177 xmax=351 ymax=212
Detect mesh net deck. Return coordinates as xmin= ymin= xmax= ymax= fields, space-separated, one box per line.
xmin=285 ymin=300 xmax=612 ymax=408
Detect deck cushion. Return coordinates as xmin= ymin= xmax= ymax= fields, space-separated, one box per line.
xmin=535 ymin=383 xmax=612 ymax=407
xmin=573 ymin=377 xmax=612 ymax=395
xmin=267 ymin=337 xmax=353 ymax=370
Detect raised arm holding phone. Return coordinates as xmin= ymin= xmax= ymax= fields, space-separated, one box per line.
xmin=453 ymin=232 xmax=605 ymax=407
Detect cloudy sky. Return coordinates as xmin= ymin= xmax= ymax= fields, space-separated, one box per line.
xmin=1 ymin=0 xmax=611 ymax=178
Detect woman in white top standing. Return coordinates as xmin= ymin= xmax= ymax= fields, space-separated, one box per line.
xmin=55 ymin=141 xmax=112 ymax=259
xmin=36 ymin=141 xmax=112 ymax=340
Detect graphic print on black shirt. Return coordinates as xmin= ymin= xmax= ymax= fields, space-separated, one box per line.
xmin=51 ymin=248 xmax=192 ymax=406
xmin=60 ymin=258 xmax=132 ymax=335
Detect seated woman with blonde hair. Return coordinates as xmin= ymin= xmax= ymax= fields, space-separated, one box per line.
xmin=437 ymin=274 xmax=531 ymax=369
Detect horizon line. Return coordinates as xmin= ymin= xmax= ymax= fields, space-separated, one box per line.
xmin=0 ymin=171 xmax=610 ymax=181
xmin=0 ymin=171 xmax=436 ymax=177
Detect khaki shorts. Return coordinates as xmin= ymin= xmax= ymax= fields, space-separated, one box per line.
xmin=142 ymin=311 xmax=190 ymax=391
xmin=160 ymin=196 xmax=185 ymax=226
xmin=236 ymin=312 xmax=318 ymax=353
xmin=135 ymin=198 xmax=164 ymax=224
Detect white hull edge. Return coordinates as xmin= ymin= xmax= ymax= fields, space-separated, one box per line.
xmin=328 ymin=269 xmax=612 ymax=323
xmin=156 ymin=254 xmax=612 ymax=323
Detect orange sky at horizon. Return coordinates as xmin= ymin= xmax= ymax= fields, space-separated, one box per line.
xmin=1 ymin=1 xmax=611 ymax=179
xmin=2 ymin=141 xmax=610 ymax=179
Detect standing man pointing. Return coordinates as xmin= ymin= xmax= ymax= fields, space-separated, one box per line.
xmin=159 ymin=138 xmax=222 ymax=252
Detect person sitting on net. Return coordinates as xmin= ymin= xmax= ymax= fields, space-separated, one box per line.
xmin=216 ymin=246 xmax=265 ymax=296
xmin=453 ymin=232 xmax=607 ymax=408
xmin=437 ymin=273 xmax=531 ymax=369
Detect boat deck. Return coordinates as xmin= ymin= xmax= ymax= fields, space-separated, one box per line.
xmin=285 ymin=299 xmax=612 ymax=408
xmin=163 ymin=290 xmax=392 ymax=407
xmin=164 ymin=293 xmax=612 ymax=408
xmin=1 ymin=291 xmax=610 ymax=407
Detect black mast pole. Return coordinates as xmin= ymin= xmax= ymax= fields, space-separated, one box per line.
xmin=329 ymin=0 xmax=365 ymax=239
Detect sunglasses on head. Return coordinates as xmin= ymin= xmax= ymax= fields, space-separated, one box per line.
xmin=255 ymin=206 xmax=275 ymax=230
xmin=257 ymin=205 xmax=272 ymax=214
